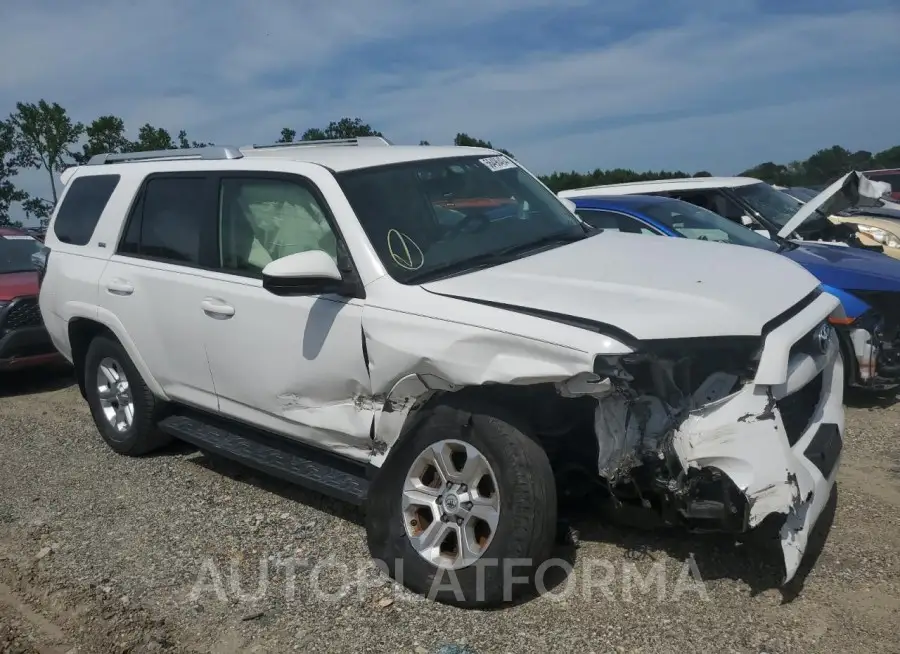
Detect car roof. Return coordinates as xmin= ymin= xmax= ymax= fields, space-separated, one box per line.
xmin=570 ymin=194 xmax=671 ymax=211
xmin=242 ymin=144 xmax=500 ymax=171
xmin=557 ymin=176 xmax=762 ymax=199
xmin=74 ymin=143 xmax=500 ymax=177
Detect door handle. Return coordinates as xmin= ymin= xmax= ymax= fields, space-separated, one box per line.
xmin=106 ymin=279 xmax=134 ymax=296
xmin=201 ymin=298 xmax=235 ymax=318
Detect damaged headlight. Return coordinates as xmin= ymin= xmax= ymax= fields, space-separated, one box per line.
xmin=594 ymin=336 xmax=762 ymax=406
xmin=856 ymin=224 xmax=900 ymax=248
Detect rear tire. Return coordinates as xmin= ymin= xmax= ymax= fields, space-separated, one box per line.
xmin=83 ymin=335 xmax=171 ymax=456
xmin=365 ymin=398 xmax=558 ymax=608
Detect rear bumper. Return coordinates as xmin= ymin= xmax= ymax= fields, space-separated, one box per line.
xmin=0 ymin=326 xmax=63 ymax=370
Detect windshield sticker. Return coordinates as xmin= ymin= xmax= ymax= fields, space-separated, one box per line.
xmin=387 ymin=229 xmax=424 ymax=270
xmin=478 ymin=155 xmax=517 ymax=172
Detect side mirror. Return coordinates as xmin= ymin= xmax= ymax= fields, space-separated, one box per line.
xmin=261 ymin=250 xmax=346 ymax=296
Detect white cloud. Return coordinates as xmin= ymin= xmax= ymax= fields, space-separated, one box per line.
xmin=2 ymin=1 xmax=898 ymax=225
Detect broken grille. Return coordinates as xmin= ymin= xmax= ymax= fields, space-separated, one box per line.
xmin=1 ymin=297 xmax=43 ymax=331
xmin=777 ymin=371 xmax=823 ymax=447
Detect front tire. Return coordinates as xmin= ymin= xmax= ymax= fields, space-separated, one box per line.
xmin=365 ymin=398 xmax=558 ymax=608
xmin=83 ymin=335 xmax=170 ymax=456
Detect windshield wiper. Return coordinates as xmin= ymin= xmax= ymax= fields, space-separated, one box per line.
xmin=774 ymin=232 xmax=798 ymax=253
xmin=406 ymin=231 xmax=587 ymax=284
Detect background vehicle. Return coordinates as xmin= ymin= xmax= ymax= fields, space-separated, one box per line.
xmin=863 ymin=168 xmax=900 ymax=201
xmin=777 ymin=185 xmax=900 ymax=259
xmin=569 ymin=194 xmax=900 ymax=389
xmin=38 ymin=141 xmax=844 ymax=605
xmin=559 ymin=173 xmax=887 ymax=251
xmin=0 ymin=228 xmax=62 ymax=370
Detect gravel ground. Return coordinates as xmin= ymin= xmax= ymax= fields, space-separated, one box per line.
xmin=0 ymin=367 xmax=898 ymax=654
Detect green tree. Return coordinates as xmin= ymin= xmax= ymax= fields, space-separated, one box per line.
xmin=300 ymin=117 xmax=383 ymax=141
xmin=419 ymin=140 xmax=430 ymax=145
xmin=72 ymin=115 xmax=131 ymax=164
xmin=9 ymin=100 xmax=83 ymax=213
xmin=276 ymin=127 xmax=296 ymax=143
xmin=453 ymin=132 xmax=513 ymax=158
xmin=176 ymin=130 xmax=211 ymax=149
xmin=0 ymin=119 xmax=27 ymax=227
xmin=131 ymin=123 xmax=176 ymax=151
xmin=873 ymin=146 xmax=900 ymax=169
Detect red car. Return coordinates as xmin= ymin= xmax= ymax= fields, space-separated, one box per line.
xmin=864 ymin=168 xmax=900 ymax=201
xmin=0 ymin=227 xmax=63 ymax=370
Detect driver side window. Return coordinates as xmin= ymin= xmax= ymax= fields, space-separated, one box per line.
xmin=677 ymin=191 xmax=764 ymax=230
xmin=218 ymin=178 xmax=338 ymax=276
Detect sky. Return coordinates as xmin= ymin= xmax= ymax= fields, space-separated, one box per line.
xmin=2 ymin=0 xmax=899 ymax=225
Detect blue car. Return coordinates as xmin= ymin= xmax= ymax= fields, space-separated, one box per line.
xmin=570 ymin=194 xmax=900 ymax=389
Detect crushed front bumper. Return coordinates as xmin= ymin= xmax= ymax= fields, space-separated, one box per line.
xmin=672 ymin=298 xmax=844 ymax=583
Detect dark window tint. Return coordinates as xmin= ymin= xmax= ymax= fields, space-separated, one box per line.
xmin=53 ymin=174 xmax=120 ymax=245
xmin=119 ymin=177 xmax=207 ymax=264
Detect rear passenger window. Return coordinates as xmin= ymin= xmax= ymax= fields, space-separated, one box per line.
xmin=119 ymin=177 xmax=207 ymax=265
xmin=53 ymin=174 xmax=120 ymax=245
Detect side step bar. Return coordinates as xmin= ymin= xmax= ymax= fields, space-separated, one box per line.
xmin=158 ymin=414 xmax=370 ymax=505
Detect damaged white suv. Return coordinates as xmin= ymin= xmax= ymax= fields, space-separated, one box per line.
xmin=38 ymin=139 xmax=845 ymax=607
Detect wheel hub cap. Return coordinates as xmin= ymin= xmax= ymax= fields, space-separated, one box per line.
xmin=402 ymin=439 xmax=501 ymax=570
xmin=96 ymin=357 xmax=134 ymax=433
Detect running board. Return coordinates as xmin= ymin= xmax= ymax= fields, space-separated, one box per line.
xmin=157 ymin=414 xmax=370 ymax=505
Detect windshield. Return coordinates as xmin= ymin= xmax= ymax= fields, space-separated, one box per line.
xmin=785 ymin=187 xmax=819 ymax=202
xmin=336 ymin=155 xmax=586 ymax=283
xmin=0 ymin=234 xmax=44 ymax=274
xmin=731 ymin=182 xmax=805 ymax=228
xmin=636 ymin=198 xmax=779 ymax=252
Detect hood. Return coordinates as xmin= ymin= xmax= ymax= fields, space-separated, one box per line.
xmin=777 ymin=171 xmax=892 ymax=239
xmin=781 ymin=242 xmax=900 ymax=293
xmin=0 ymin=271 xmax=39 ymax=301
xmin=421 ymin=232 xmax=821 ymax=341
xmin=837 ymin=205 xmax=900 ymax=221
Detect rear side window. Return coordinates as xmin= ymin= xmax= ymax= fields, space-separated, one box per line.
xmin=53 ymin=174 xmax=120 ymax=245
xmin=119 ymin=177 xmax=209 ymax=265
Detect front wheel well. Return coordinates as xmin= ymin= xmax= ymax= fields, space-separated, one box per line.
xmin=379 ymin=382 xmax=599 ymax=480
xmin=68 ymin=319 xmax=117 ymax=398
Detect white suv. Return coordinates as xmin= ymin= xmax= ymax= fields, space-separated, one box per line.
xmin=38 ymin=139 xmax=845 ymax=606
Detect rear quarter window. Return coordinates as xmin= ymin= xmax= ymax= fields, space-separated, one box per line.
xmin=53 ymin=174 xmax=121 ymax=246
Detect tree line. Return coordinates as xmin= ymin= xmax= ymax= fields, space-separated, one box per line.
xmin=2 ymin=99 xmax=898 ymax=228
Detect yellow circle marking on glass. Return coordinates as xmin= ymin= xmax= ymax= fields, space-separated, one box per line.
xmin=387 ymin=229 xmax=424 ymax=270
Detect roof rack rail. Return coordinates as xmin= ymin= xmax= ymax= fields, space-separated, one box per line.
xmin=244 ymin=136 xmax=393 ymax=150
xmin=86 ymin=146 xmax=244 ymax=165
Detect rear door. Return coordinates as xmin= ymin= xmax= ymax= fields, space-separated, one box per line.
xmin=98 ymin=173 xmax=220 ymax=411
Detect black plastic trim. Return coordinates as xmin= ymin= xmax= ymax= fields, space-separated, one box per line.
xmin=158 ymin=411 xmax=370 ymax=505
xmin=803 ymin=423 xmax=842 ymax=479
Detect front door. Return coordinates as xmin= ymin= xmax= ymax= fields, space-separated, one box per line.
xmin=200 ymin=172 xmax=373 ymax=459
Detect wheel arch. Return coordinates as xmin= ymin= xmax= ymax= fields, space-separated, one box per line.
xmin=68 ymin=313 xmax=166 ymax=400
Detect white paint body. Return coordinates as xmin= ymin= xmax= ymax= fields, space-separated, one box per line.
xmin=40 ymin=145 xmax=845 ymax=584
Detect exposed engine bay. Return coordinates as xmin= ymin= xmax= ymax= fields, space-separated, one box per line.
xmin=486 ymin=328 xmax=842 ymax=583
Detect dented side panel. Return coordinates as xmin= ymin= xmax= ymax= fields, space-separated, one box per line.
xmin=203 ymin=280 xmax=375 ymax=461
xmin=361 ymin=291 xmax=622 ymax=462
